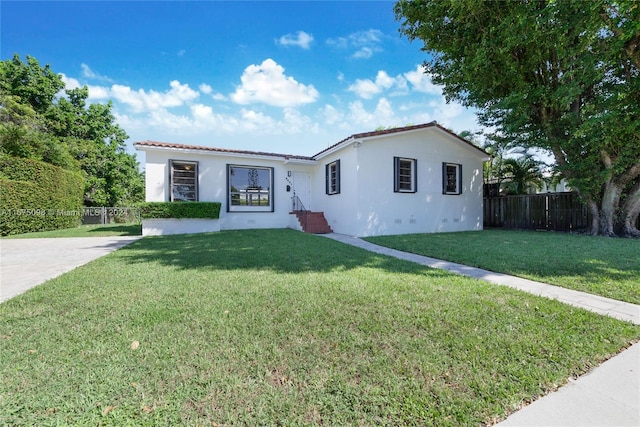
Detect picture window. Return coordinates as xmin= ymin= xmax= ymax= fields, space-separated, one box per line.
xmin=228 ymin=164 xmax=274 ymax=212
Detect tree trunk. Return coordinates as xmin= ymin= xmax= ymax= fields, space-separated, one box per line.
xmin=621 ymin=181 xmax=640 ymax=237
xmin=595 ymin=179 xmax=622 ymax=237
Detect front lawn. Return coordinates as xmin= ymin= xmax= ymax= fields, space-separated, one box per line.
xmin=2 ymin=223 xmax=141 ymax=239
xmin=1 ymin=229 xmax=638 ymax=425
xmin=366 ymin=229 xmax=640 ymax=304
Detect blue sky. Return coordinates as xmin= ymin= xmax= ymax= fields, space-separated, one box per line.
xmin=1 ymin=1 xmax=481 ymax=159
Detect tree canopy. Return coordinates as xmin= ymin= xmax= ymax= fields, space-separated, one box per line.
xmin=0 ymin=54 xmax=144 ymax=206
xmin=395 ymin=0 xmax=640 ymax=236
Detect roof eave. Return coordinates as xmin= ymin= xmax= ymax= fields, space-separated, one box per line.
xmin=134 ymin=142 xmax=316 ymax=163
xmin=312 ymin=137 xmax=356 ymax=160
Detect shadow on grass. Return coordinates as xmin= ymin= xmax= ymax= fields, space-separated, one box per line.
xmin=117 ymin=228 xmax=453 ymax=277
xmin=367 ymin=230 xmax=640 ymax=302
xmin=87 ymin=223 xmax=141 ymax=236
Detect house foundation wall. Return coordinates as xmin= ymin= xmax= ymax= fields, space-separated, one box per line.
xmin=142 ymin=218 xmax=221 ymax=236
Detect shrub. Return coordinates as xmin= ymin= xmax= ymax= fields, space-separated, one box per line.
xmin=138 ymin=202 xmax=221 ymax=219
xmin=0 ymin=155 xmax=84 ymax=235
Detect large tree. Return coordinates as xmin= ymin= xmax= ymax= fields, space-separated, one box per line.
xmin=395 ymin=0 xmax=640 ymax=236
xmin=0 ymin=54 xmax=144 ymax=206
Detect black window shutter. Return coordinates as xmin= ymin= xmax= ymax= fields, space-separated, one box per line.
xmin=194 ymin=162 xmax=199 ymax=201
xmin=458 ymin=164 xmax=462 ymax=194
xmin=335 ymin=159 xmax=341 ymax=194
xmin=442 ymin=162 xmax=447 ymax=194
xmin=226 ymin=164 xmax=231 ymax=211
xmin=394 ymin=157 xmax=400 ymax=192
xmin=414 ymin=159 xmax=418 ymax=193
xmin=169 ymin=160 xmax=174 ymax=202
xmin=325 ymin=163 xmax=330 ymax=195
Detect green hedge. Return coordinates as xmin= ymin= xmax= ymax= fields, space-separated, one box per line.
xmin=0 ymin=155 xmax=84 ymax=236
xmin=138 ymin=202 xmax=221 ymax=219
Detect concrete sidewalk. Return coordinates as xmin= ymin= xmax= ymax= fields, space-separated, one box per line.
xmin=0 ymin=236 xmax=141 ymax=303
xmin=323 ymin=233 xmax=640 ymax=426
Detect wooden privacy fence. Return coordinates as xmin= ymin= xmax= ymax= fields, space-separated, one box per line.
xmin=483 ymin=192 xmax=591 ymax=231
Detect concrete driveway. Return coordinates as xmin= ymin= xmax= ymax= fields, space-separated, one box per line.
xmin=0 ymin=236 xmax=141 ymax=303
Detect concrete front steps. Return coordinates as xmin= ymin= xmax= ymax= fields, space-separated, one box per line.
xmin=292 ymin=211 xmax=332 ymax=234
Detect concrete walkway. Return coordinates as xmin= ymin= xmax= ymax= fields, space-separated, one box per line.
xmin=0 ymin=236 xmax=141 ymax=303
xmin=323 ymin=233 xmax=640 ymax=426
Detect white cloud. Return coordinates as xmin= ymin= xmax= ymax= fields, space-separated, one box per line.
xmin=429 ymin=96 xmax=464 ymax=120
xmin=191 ymin=103 xmax=214 ymax=120
xmin=375 ymin=98 xmax=395 ymax=119
xmin=118 ymin=101 xmax=319 ymax=147
xmin=347 ymin=98 xmax=399 ymax=128
xmin=63 ymin=61 xmax=481 ymax=156
xmin=348 ymin=71 xmax=406 ymax=99
xmin=111 ymin=80 xmax=199 ymax=113
xmin=189 ymin=104 xmax=240 ymax=132
xmin=230 ymin=58 xmax=319 ymax=107
xmin=321 ymin=104 xmax=342 ymax=126
xmin=199 ymin=84 xmax=227 ymax=101
xmin=353 ymin=47 xmax=374 ymax=59
xmin=276 ymin=31 xmax=314 ymax=49
xmin=318 ymin=96 xmax=461 ymax=138
xmin=348 ymin=79 xmax=380 ymax=99
xmin=59 ymin=73 xmax=109 ymax=101
xmin=86 ymin=85 xmax=110 ymax=100
xmin=229 ymin=108 xmax=317 ymax=137
xmin=282 ymin=107 xmax=317 ymax=135
xmin=240 ymin=109 xmax=275 ymax=131
xmin=373 ymin=71 xmax=397 ymax=90
xmin=328 ymin=29 xmax=383 ymax=48
xmin=60 ymin=74 xmax=81 ymax=90
xmin=81 ymin=63 xmax=113 ymax=82
xmin=147 ymin=109 xmax=193 ymax=130
xmin=327 ymin=29 xmax=384 ymax=59
xmin=404 ymin=65 xmax=442 ymax=95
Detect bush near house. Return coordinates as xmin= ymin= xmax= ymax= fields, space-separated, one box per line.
xmin=138 ymin=201 xmax=221 ymax=219
xmin=0 ymin=155 xmax=84 ymax=236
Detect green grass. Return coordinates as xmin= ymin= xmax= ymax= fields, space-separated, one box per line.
xmin=1 ymin=229 xmax=638 ymax=426
xmin=2 ymin=223 xmax=141 ymax=239
xmin=366 ymin=229 xmax=640 ymax=305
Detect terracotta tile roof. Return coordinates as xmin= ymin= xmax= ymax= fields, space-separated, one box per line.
xmin=133 ymin=140 xmax=314 ymax=161
xmin=134 ymin=121 xmax=489 ymax=160
xmin=352 ymin=121 xmax=439 ymax=139
xmin=312 ymin=121 xmax=488 ymax=158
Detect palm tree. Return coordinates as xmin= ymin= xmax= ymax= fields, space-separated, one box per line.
xmin=501 ymin=155 xmax=545 ymax=195
xmin=458 ymin=130 xmax=504 ymax=186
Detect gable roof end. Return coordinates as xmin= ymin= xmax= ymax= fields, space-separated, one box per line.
xmin=312 ymin=121 xmax=489 ymax=159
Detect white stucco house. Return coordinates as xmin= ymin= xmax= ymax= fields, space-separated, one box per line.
xmin=134 ymin=122 xmax=490 ymax=237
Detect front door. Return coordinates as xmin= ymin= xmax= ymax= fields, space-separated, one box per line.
xmin=292 ymin=172 xmax=311 ymax=211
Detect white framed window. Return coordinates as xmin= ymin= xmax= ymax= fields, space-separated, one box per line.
xmin=325 ymin=160 xmax=340 ymax=195
xmin=442 ymin=162 xmax=462 ymax=195
xmin=227 ymin=164 xmax=274 ymax=212
xmin=394 ymin=157 xmax=417 ymax=193
xmin=170 ymin=160 xmax=198 ymax=201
